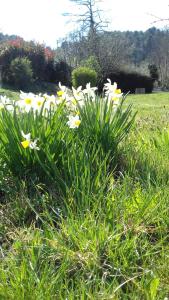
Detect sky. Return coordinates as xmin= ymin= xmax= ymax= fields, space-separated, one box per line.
xmin=0 ymin=0 xmax=169 ymax=48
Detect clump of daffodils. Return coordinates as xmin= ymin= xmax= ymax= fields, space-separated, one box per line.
xmin=1 ymin=79 xmax=123 ymax=133
xmin=17 ymin=92 xmax=57 ymax=113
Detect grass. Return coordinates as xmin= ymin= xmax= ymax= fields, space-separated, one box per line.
xmin=0 ymin=90 xmax=169 ymax=299
xmin=0 ymin=80 xmax=57 ymax=98
xmin=126 ymin=92 xmax=169 ymax=130
xmin=0 ymin=87 xmax=20 ymax=100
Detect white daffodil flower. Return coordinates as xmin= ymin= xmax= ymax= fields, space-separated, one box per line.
xmin=43 ymin=94 xmax=57 ymax=111
xmin=29 ymin=139 xmax=40 ymax=150
xmin=58 ymin=82 xmax=67 ymax=92
xmin=72 ymin=86 xmax=83 ymax=101
xmin=63 ymin=96 xmax=75 ymax=109
xmin=83 ymin=83 xmax=97 ymax=99
xmin=18 ymin=92 xmax=36 ymax=112
xmin=67 ymin=115 xmax=81 ymax=129
xmin=104 ymin=79 xmax=123 ymax=96
xmin=0 ymin=95 xmax=14 ymax=111
xmin=21 ymin=131 xmax=31 ymax=141
xmin=0 ymin=95 xmax=11 ymax=104
xmin=57 ymin=82 xmax=68 ymax=101
xmin=104 ymin=79 xmax=117 ymax=93
xmin=32 ymin=95 xmax=45 ymax=111
xmin=21 ymin=131 xmax=39 ymax=150
xmin=104 ymin=79 xmax=123 ymax=106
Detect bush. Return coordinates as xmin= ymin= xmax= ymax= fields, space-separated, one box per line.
xmin=8 ymin=57 xmax=33 ymax=89
xmin=0 ymin=40 xmax=55 ymax=84
xmin=55 ymin=61 xmax=72 ymax=87
xmin=72 ymin=67 xmax=97 ymax=88
xmin=99 ymin=70 xmax=154 ymax=94
xmin=81 ymin=56 xmax=101 ymax=77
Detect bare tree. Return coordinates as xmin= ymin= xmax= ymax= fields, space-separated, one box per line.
xmin=63 ymin=0 xmax=108 ymax=57
xmin=97 ymin=32 xmax=132 ymax=75
xmin=149 ymin=31 xmax=169 ymax=87
xmin=59 ymin=0 xmax=131 ymax=76
xmin=56 ymin=31 xmax=90 ymax=67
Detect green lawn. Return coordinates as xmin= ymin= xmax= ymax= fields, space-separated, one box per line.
xmin=0 ymin=89 xmax=169 ymax=299
xmin=125 ymin=92 xmax=169 ymax=131
xmin=0 ymin=87 xmax=20 ymax=100
xmin=127 ymin=92 xmax=169 ymax=108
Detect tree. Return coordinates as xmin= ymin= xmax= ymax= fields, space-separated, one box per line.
xmin=148 ymin=31 xmax=169 ymax=88
xmin=64 ymin=0 xmax=108 ymax=57
xmin=148 ymin=64 xmax=159 ymax=82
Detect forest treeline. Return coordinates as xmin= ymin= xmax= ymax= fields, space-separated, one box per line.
xmin=0 ymin=27 xmax=169 ymax=89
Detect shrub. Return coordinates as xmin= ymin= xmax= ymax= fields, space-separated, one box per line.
xmin=9 ymin=57 xmax=33 ymax=89
xmin=0 ymin=40 xmax=55 ymax=84
xmin=54 ymin=60 xmax=72 ymax=87
xmin=42 ymin=60 xmax=72 ymax=86
xmin=99 ymin=70 xmax=154 ymax=94
xmin=72 ymin=67 xmax=97 ymax=88
xmin=81 ymin=56 xmax=101 ymax=77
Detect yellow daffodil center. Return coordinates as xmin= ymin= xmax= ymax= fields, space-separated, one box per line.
xmin=21 ymin=140 xmax=30 ymax=149
xmin=115 ymin=89 xmax=121 ymax=94
xmin=57 ymin=90 xmax=64 ymax=97
xmin=75 ymin=120 xmax=81 ymax=126
xmin=37 ymin=100 xmax=43 ymax=107
xmin=24 ymin=98 xmax=32 ymax=105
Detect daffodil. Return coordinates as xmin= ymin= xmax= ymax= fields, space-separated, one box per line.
xmin=67 ymin=115 xmax=81 ymax=129
xmin=57 ymin=82 xmax=68 ymax=101
xmin=65 ymin=96 xmax=78 ymax=110
xmin=21 ymin=140 xmax=30 ymax=149
xmin=0 ymin=95 xmax=14 ymax=111
xmin=104 ymin=79 xmax=123 ymax=108
xmin=72 ymin=86 xmax=83 ymax=101
xmin=21 ymin=131 xmax=31 ymax=141
xmin=21 ymin=131 xmax=39 ymax=150
xmin=21 ymin=131 xmax=31 ymax=149
xmin=83 ymin=83 xmax=97 ymax=99
xmin=32 ymin=95 xmax=45 ymax=111
xmin=43 ymin=94 xmax=57 ymax=111
xmin=57 ymin=90 xmax=64 ymax=97
xmin=29 ymin=139 xmax=40 ymax=150
xmin=104 ymin=79 xmax=123 ymax=97
xmin=104 ymin=79 xmax=117 ymax=93
xmin=18 ymin=92 xmax=35 ymax=112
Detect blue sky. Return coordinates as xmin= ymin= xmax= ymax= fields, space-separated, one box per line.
xmin=0 ymin=0 xmax=169 ymax=48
